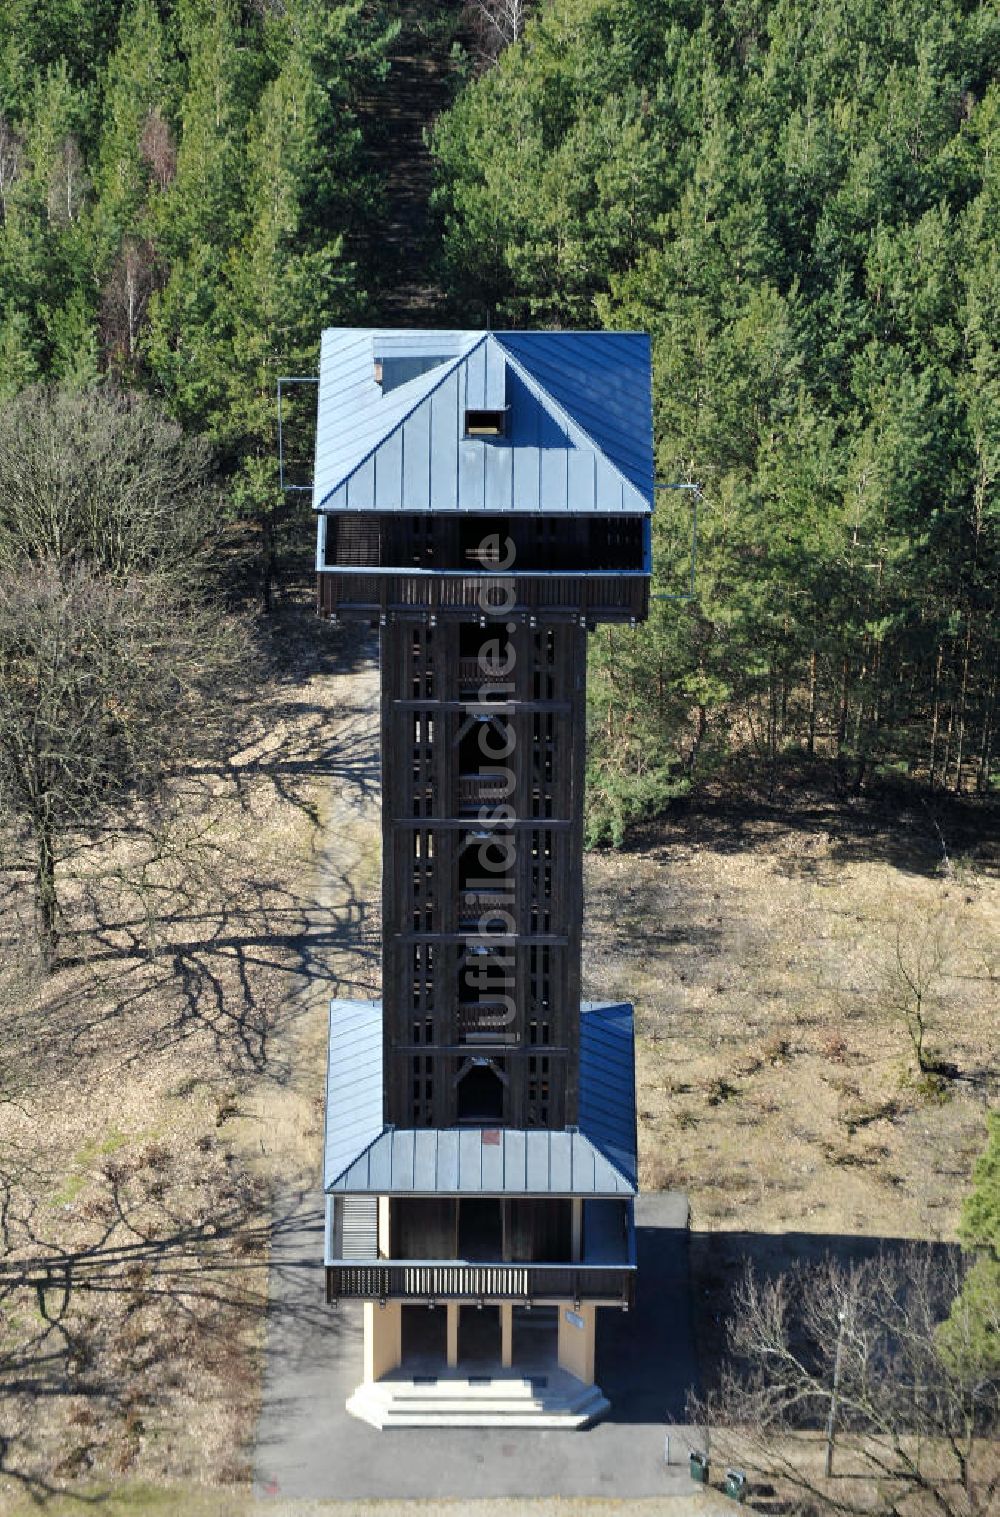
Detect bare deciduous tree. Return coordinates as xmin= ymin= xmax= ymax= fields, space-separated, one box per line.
xmin=100 ymin=237 xmax=156 ymax=369
xmin=872 ymin=904 xmax=952 ymax=1076
xmin=139 ymin=107 xmax=176 ymax=192
xmin=0 ymin=386 xmax=240 ymax=968
xmin=0 ymin=385 xmax=216 ymax=581
xmin=689 ymin=1250 xmax=999 ymax=1517
xmin=0 ymin=565 xmax=238 ymax=967
xmin=464 ymin=0 xmax=533 ymax=67
xmin=46 ymin=134 xmax=89 ymax=226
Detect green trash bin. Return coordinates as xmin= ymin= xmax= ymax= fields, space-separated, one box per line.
xmin=725 ymin=1468 xmax=747 ymax=1502
xmin=689 ymin=1450 xmax=709 ymax=1484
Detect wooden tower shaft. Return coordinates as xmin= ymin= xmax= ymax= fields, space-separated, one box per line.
xmin=380 ymin=617 xmax=589 ymax=1129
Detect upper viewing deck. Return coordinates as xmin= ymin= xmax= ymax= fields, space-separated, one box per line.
xmin=316 ymin=509 xmax=650 ymax=622
xmin=312 ymin=328 xmax=654 ymax=624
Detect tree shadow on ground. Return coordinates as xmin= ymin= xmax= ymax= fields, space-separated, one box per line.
xmin=0 ymin=1173 xmax=324 ymax=1499
xmin=0 ymin=608 xmax=382 ymax=1092
xmin=4 ymin=865 xmax=381 ymax=1092
xmin=624 ymin=785 xmax=1000 ymax=882
xmin=686 ymin=1228 xmax=962 ymax=1406
xmin=220 ymin=705 xmax=381 ymax=829
xmin=600 ymin=1219 xmax=962 ymax=1426
xmin=252 ymin=594 xmax=378 ymax=684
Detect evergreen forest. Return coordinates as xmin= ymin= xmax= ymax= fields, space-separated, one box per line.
xmin=1 ymin=0 xmax=998 ymax=844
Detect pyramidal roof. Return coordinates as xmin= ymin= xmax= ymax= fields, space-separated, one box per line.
xmin=323 ymin=999 xmax=638 ymax=1197
xmin=312 ymin=328 xmax=654 ymax=515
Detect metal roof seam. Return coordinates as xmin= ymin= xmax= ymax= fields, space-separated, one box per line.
xmin=327 ymin=1127 xmax=385 ymax=1191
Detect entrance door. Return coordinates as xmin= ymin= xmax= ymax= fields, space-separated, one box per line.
xmin=401 ymin=1303 xmax=446 ymax=1370
xmin=460 ymin=1304 xmax=500 ymax=1366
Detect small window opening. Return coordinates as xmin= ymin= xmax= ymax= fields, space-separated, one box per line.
xmin=465 ymin=408 xmax=507 ymax=438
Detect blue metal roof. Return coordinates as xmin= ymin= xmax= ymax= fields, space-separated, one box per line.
xmin=578 ymin=1001 xmax=638 ymax=1188
xmin=323 ymin=1001 xmax=637 ymax=1197
xmin=312 ymin=329 xmax=653 ymax=516
xmin=323 ymin=1000 xmax=384 ymax=1188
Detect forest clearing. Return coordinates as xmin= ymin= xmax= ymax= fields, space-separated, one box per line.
xmin=586 ymin=795 xmax=998 ymax=1369
xmin=0 ymin=600 xmax=994 ymax=1506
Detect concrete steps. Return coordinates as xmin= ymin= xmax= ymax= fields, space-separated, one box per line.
xmin=347 ymin=1370 xmax=610 ymax=1430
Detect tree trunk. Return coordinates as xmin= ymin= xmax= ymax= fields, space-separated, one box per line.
xmin=35 ymin=818 xmax=59 ymax=970
xmin=954 ymin=614 xmax=974 ymax=795
xmin=824 ymin=1309 xmax=847 ymax=1477
xmin=687 ymin=702 xmax=707 ymax=775
xmin=941 ymin=693 xmax=955 ymax=791
xmin=807 ymin=647 xmax=818 ymax=758
xmin=768 ymin=660 xmax=778 ymax=797
xmin=979 ymin=650 xmax=997 ymax=794
xmin=929 ymin=645 xmax=943 ymax=788
xmin=870 ymin=638 xmax=883 ymax=753
xmin=261 ymin=506 xmax=276 ymax=616
xmin=837 ymin=655 xmax=850 ymax=755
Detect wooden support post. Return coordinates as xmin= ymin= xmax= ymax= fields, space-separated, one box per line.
xmin=571 ymin=1199 xmax=583 ymax=1262
xmin=363 ymin=1300 xmax=401 ymax=1383
xmin=557 ymin=1301 xmax=596 ymax=1385
xmin=500 ymin=1302 xmax=513 ymax=1368
xmin=446 ymin=1302 xmax=460 ymax=1368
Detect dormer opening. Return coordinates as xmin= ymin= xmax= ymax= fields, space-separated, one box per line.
xmin=464 ymin=408 xmax=507 ymax=438
xmin=376 ymin=354 xmax=451 ymax=393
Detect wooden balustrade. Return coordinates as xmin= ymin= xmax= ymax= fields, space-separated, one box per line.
xmin=325 ymin=1260 xmax=635 ymax=1307
xmin=316 ymin=572 xmax=648 ymax=624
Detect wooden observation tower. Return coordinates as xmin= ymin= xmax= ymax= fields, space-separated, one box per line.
xmin=314 ymin=328 xmax=652 ymax=1427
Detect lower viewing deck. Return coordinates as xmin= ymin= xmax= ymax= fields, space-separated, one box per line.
xmin=326 ymin=1261 xmax=635 ymax=1308
xmin=325 ymin=1193 xmax=636 ymax=1307
xmin=323 ymin=999 xmax=639 ymax=1426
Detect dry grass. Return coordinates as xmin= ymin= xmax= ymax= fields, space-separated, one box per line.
xmin=0 ymin=603 xmax=380 ymax=1505
xmin=583 ymin=788 xmax=999 ymax=1378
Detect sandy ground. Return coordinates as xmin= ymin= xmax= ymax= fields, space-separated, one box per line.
xmin=582 ymin=790 xmax=999 ymax=1375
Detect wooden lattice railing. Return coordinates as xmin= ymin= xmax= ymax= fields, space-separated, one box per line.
xmin=325 ymin=1260 xmax=635 ymax=1307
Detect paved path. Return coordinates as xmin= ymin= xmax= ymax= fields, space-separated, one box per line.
xmin=254 ymin=1192 xmax=701 ymax=1502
